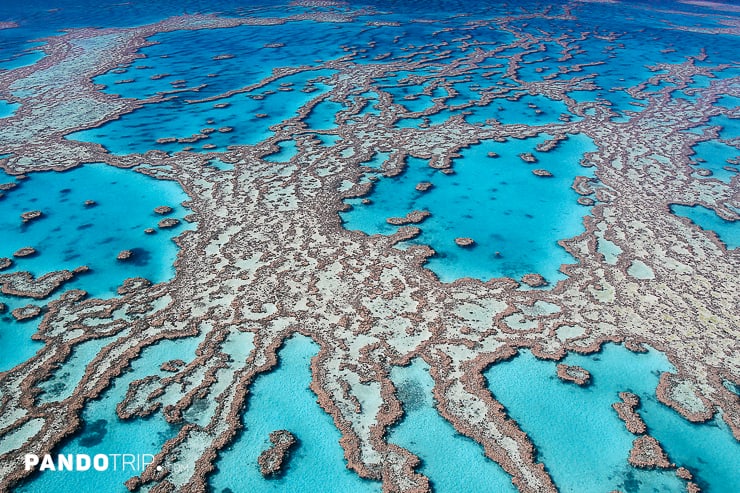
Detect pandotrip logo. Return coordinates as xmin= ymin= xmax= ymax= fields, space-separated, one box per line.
xmin=24 ymin=453 xmax=155 ymax=472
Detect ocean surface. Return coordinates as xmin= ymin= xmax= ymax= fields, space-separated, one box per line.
xmin=0 ymin=0 xmax=738 ymax=492
xmin=486 ymin=345 xmax=740 ymax=493
xmin=0 ymin=164 xmax=190 ymax=372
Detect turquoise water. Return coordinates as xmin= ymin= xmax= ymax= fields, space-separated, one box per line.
xmin=0 ymin=305 xmax=44 ymax=373
xmin=17 ymin=335 xmax=202 ymax=492
xmin=0 ymin=41 xmax=46 ymax=72
xmin=689 ymin=140 xmax=739 ymax=183
xmin=708 ymin=115 xmax=739 ymax=141
xmin=263 ymin=140 xmax=299 ymax=163
xmin=389 ymin=359 xmax=517 ymax=493
xmin=349 ymin=90 xmax=382 ymax=121
xmin=342 ymin=133 xmax=597 ymax=284
xmin=384 ymin=83 xmax=441 ymax=115
xmin=210 ymin=335 xmax=381 ymax=493
xmin=685 ymin=114 xmax=740 ymax=140
xmin=679 ymin=74 xmax=712 ymax=101
xmin=0 ymin=163 xmax=190 ymax=296
xmin=0 ymin=163 xmax=191 ymax=372
xmin=486 ymin=345 xmax=740 ymax=493
xmin=0 ymin=46 xmax=45 ymax=72
xmin=315 ymin=133 xmax=341 ymax=147
xmin=670 ymin=204 xmax=739 ymax=249
xmin=305 ymin=99 xmax=345 ymax=130
xmin=0 ymin=99 xmax=20 ymax=118
xmin=35 ymin=333 xmax=123 ymax=404
xmin=464 ymin=93 xmax=579 ymax=126
xmin=717 ymin=95 xmax=740 ymax=110
xmin=207 ymin=158 xmax=235 ymax=171
xmin=362 ymin=151 xmax=390 ymax=170
xmin=2 ymin=1 xmax=739 ymax=492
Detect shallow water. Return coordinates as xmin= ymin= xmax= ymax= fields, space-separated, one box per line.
xmin=342 ymin=133 xmax=597 ymax=284
xmin=389 ymin=359 xmax=517 ymax=493
xmin=689 ymin=140 xmax=739 ymax=183
xmin=0 ymin=164 xmax=190 ymax=294
xmin=0 ymin=99 xmax=20 ymax=118
xmin=210 ymin=335 xmax=381 ymax=493
xmin=17 ymin=335 xmax=202 ymax=492
xmin=486 ymin=344 xmax=740 ymax=493
xmin=0 ymin=163 xmax=190 ymax=372
xmin=670 ymin=204 xmax=739 ymax=249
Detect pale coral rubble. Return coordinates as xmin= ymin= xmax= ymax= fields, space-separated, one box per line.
xmin=521 ymin=273 xmax=548 ymax=288
xmin=19 ymin=210 xmax=43 ymax=223
xmin=157 ymin=218 xmax=181 ymax=229
xmin=10 ymin=305 xmax=42 ymax=322
xmin=116 ymin=250 xmax=134 ymax=261
xmin=0 ymin=270 xmax=76 ymax=299
xmin=531 ymin=169 xmax=553 ymax=177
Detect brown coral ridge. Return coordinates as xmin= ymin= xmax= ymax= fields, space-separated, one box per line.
xmin=628 ymin=436 xmax=674 ymax=469
xmin=571 ymin=175 xmax=596 ymax=196
xmin=158 ymin=218 xmax=181 ymax=229
xmin=117 ymin=250 xmax=134 ymax=261
xmin=258 ymin=430 xmax=297 ymax=477
xmin=656 ymin=372 xmax=715 ymax=424
xmin=612 ymin=392 xmax=647 ymax=435
xmin=12 ymin=247 xmax=37 ymax=258
xmin=0 ymin=270 xmax=76 ymax=299
xmin=426 ymin=350 xmax=557 ymax=493
xmin=11 ymin=304 xmax=42 ymax=321
xmin=454 ymin=237 xmax=475 ymax=247
xmin=521 ymin=273 xmax=547 ymax=287
xmin=386 ymin=210 xmax=431 ymax=225
xmin=20 ymin=210 xmax=43 ymax=223
xmin=160 ymin=359 xmax=185 ymax=373
xmin=687 ymin=482 xmax=701 ymax=493
xmin=0 ymin=5 xmax=738 ymax=493
xmin=555 ymin=364 xmax=590 ymax=386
